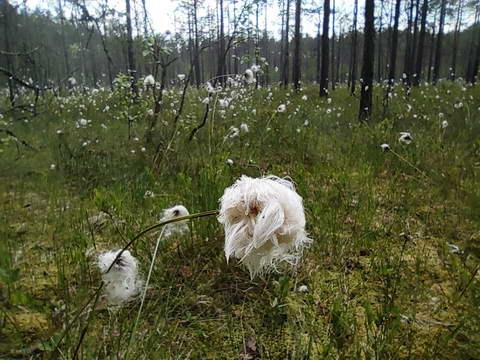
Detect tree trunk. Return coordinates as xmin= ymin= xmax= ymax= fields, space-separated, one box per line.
xmin=319 ymin=0 xmax=330 ymax=96
xmin=358 ymin=0 xmax=375 ymax=121
xmin=292 ymin=0 xmax=302 ymax=90
xmin=377 ymin=0 xmax=384 ymax=82
xmin=410 ymin=0 xmax=420 ymax=81
xmin=472 ymin=32 xmax=480 ymax=84
xmin=141 ymin=0 xmax=148 ymax=37
xmin=414 ymin=0 xmax=428 ymax=85
xmin=2 ymin=0 xmax=15 ymax=105
xmin=187 ymin=10 xmax=194 ymax=80
xmin=90 ymin=42 xmax=98 ymax=87
xmin=336 ymin=27 xmax=341 ymax=83
xmin=280 ymin=0 xmax=285 ymax=82
xmin=432 ymin=0 xmax=447 ymax=84
xmin=316 ymin=19 xmax=321 ymax=84
xmin=282 ymin=0 xmax=291 ymax=87
xmin=350 ymin=0 xmax=358 ymax=95
xmin=387 ymin=0 xmax=401 ymax=87
xmin=427 ymin=9 xmax=437 ymax=83
xmin=403 ymin=0 xmax=414 ymax=85
xmin=264 ymin=1 xmax=270 ymax=85
xmin=450 ymin=0 xmax=463 ymax=80
xmin=385 ymin=0 xmax=394 ymax=77
xmin=217 ymin=0 xmax=225 ymax=85
xmin=125 ymin=0 xmax=138 ymax=96
xmin=58 ymin=0 xmax=70 ymax=77
xmin=255 ymin=1 xmax=260 ymax=88
xmin=193 ymin=0 xmax=201 ymax=87
xmin=101 ymin=11 xmax=114 ymax=90
xmin=466 ymin=7 xmax=479 ymax=83
xmin=232 ymin=0 xmax=239 ymax=75
xmin=330 ymin=0 xmax=335 ymax=90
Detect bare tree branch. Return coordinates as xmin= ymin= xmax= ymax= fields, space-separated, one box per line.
xmin=0 ymin=46 xmax=42 ymax=57
xmin=0 ymin=66 xmax=51 ymax=91
xmin=0 ymin=128 xmax=37 ymax=151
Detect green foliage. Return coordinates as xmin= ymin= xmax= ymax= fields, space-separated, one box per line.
xmin=0 ymin=82 xmax=479 ymax=358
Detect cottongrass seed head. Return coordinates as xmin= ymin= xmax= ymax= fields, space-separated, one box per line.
xmin=143 ymin=74 xmax=155 ymax=87
xmin=399 ymin=131 xmax=413 ymax=144
xmin=97 ymin=249 xmax=142 ymax=305
xmin=161 ymin=205 xmax=190 ymax=237
xmin=218 ymin=175 xmax=311 ymax=278
xmin=240 ymin=123 xmax=249 ymax=133
xmin=380 ymin=143 xmax=390 ymax=152
xmin=244 ymin=69 xmax=255 ymax=84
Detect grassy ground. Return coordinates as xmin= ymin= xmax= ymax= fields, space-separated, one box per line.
xmin=1 ymin=81 xmax=479 ymax=359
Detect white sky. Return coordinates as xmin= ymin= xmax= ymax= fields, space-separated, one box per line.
xmin=17 ymin=0 xmax=355 ymax=38
xmin=15 ymin=0 xmax=473 ymax=37
xmin=141 ymin=0 xmax=353 ymax=36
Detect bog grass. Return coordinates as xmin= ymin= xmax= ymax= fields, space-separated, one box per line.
xmin=1 ymin=81 xmax=479 ymax=359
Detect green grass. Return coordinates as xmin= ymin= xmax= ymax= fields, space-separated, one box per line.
xmin=1 ymin=81 xmax=479 ymax=359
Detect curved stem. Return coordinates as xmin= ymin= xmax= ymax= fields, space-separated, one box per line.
xmin=52 ymin=209 xmax=219 ymax=356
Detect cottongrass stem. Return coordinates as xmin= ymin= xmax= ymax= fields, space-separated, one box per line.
xmin=53 ymin=210 xmax=219 ymax=357
xmin=126 ymin=226 xmax=166 ymax=357
xmin=389 ymin=148 xmax=430 ymax=180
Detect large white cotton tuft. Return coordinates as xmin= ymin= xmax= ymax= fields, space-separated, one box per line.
xmin=218 ymin=175 xmax=311 ymax=278
xmin=97 ymin=249 xmax=142 ymax=305
xmin=160 ymin=205 xmax=190 ymax=237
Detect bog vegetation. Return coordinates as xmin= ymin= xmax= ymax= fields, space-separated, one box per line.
xmin=1 ymin=80 xmax=480 ymax=358
xmin=1 ymin=0 xmax=480 ymax=358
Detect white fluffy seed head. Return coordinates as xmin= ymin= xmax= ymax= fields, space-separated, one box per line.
xmin=380 ymin=143 xmax=390 ymax=151
xmin=399 ymin=132 xmax=413 ymax=144
xmin=240 ymin=123 xmax=249 ymax=133
xmin=298 ymin=284 xmax=309 ymax=293
xmin=244 ymin=69 xmax=255 ymax=84
xmin=143 ymin=74 xmax=155 ymax=86
xmin=161 ymin=205 xmax=190 ymax=237
xmin=218 ymin=175 xmax=311 ymax=278
xmin=97 ymin=249 xmax=142 ymax=305
xmin=68 ymin=77 xmax=77 ymax=86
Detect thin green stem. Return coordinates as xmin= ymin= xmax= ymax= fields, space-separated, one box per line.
xmin=389 ymin=149 xmax=429 ymax=180
xmin=52 ymin=209 xmax=219 ymax=357
xmin=126 ymin=226 xmax=166 ymax=357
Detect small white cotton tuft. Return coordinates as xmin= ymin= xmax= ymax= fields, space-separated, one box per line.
xmin=97 ymin=249 xmax=142 ymax=305
xmin=240 ymin=123 xmax=249 ymax=133
xmin=398 ymin=132 xmax=413 ymax=144
xmin=297 ymin=284 xmax=309 ymax=293
xmin=218 ymin=175 xmax=311 ymax=278
xmin=68 ymin=77 xmax=77 ymax=86
xmin=143 ymin=74 xmax=155 ymax=87
xmin=380 ymin=143 xmax=390 ymax=152
xmin=161 ymin=205 xmax=190 ymax=237
xmin=244 ymin=69 xmax=255 ymax=84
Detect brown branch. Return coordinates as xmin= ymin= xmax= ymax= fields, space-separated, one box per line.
xmin=0 ymin=67 xmax=51 ymax=91
xmin=0 ymin=46 xmax=41 ymax=57
xmin=0 ymin=128 xmax=37 ymax=151
xmin=189 ymin=101 xmax=210 ymax=142
xmin=151 ymin=67 xmax=191 ymax=170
